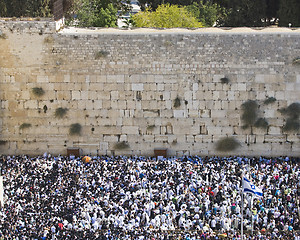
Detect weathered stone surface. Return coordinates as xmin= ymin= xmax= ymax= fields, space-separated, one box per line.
xmin=0 ymin=21 xmax=299 ymax=156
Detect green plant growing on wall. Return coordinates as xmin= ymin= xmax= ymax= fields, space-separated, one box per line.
xmin=44 ymin=35 xmax=54 ymax=43
xmin=19 ymin=123 xmax=32 ymax=130
xmin=292 ymin=57 xmax=300 ymax=65
xmin=254 ymin=118 xmax=268 ymax=129
xmin=173 ymin=96 xmax=181 ymax=108
xmin=215 ymin=137 xmax=240 ymax=152
xmin=95 ymin=50 xmax=109 ymax=59
xmin=279 ymin=102 xmax=300 ymax=118
xmin=283 ymin=118 xmax=300 ymax=132
xmin=147 ymin=125 xmax=156 ymax=131
xmin=241 ymin=100 xmax=258 ymax=128
xmin=220 ymin=77 xmax=230 ymax=84
xmin=69 ymin=123 xmax=82 ymax=136
xmin=279 ymin=102 xmax=300 ymax=132
xmin=55 ymin=108 xmax=68 ymax=118
xmin=32 ymin=87 xmax=45 ymax=97
xmin=136 ymin=91 xmax=142 ymax=101
xmin=264 ymin=97 xmax=276 ymax=105
xmin=164 ymin=40 xmax=172 ymax=47
xmin=114 ymin=141 xmax=130 ymax=150
xmin=0 ymin=32 xmax=7 ymax=39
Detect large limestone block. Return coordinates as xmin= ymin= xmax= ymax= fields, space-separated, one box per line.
xmin=264 ymin=134 xmax=286 ymax=143
xmin=89 ymin=83 xmax=104 ymax=91
xmin=99 ymin=142 xmax=108 ymax=151
xmin=237 ymin=83 xmax=247 ymax=91
xmin=122 ymin=126 xmax=139 ymax=135
xmin=186 ymin=135 xmax=195 ymax=143
xmin=103 ymin=83 xmax=119 ymax=91
xmin=193 ymin=83 xmax=199 ymax=91
xmin=275 ymin=91 xmax=285 ymax=100
xmin=173 ymin=124 xmax=198 ymax=135
xmin=207 ymin=126 xmax=222 ymax=135
xmin=131 ymin=83 xmax=144 ymax=91
xmin=143 ymin=110 xmax=160 ymax=118
xmin=264 ymin=109 xmax=275 ymax=118
xmin=271 ymin=142 xmax=292 ymax=155
xmin=195 ymin=135 xmax=212 ymax=143
xmin=291 ymin=142 xmax=300 ymax=155
xmin=286 ymin=134 xmax=300 ymax=143
xmin=57 ymin=91 xmax=71 ymax=100
xmin=173 ymin=110 xmax=187 ymax=118
xmin=160 ymin=110 xmax=173 ymax=118
xmin=77 ymin=101 xmax=86 ymax=110
xmin=157 ymin=83 xmax=164 ymax=91
xmin=88 ymin=91 xmax=98 ymax=100
xmin=227 ymin=91 xmax=235 ymax=101
xmin=194 ymin=91 xmax=206 ymax=101
xmin=203 ymin=91 xmax=213 ymax=100
xmin=211 ymin=110 xmax=226 ymax=118
xmin=85 ymin=100 xmax=94 ymax=110
xmin=81 ymin=91 xmax=89 ymax=100
xmin=110 ymin=91 xmax=119 ymax=100
xmin=212 ymin=91 xmax=220 ymax=100
xmin=97 ymin=91 xmax=110 ymax=100
xmin=199 ymin=109 xmax=211 ymax=118
xmin=143 ymin=135 xmax=155 ymax=142
xmin=118 ymin=100 xmax=126 ymax=109
xmin=286 ymin=91 xmax=300 ymax=101
xmin=111 ymin=100 xmax=118 ymax=109
xmin=24 ymin=100 xmax=38 ymax=109
xmin=221 ymin=127 xmax=234 ymax=135
xmin=107 ymin=110 xmax=121 ymax=118
xmin=64 ymin=75 xmax=70 ymax=83
xmin=8 ymin=101 xmax=21 ymax=110
xmin=154 ymin=135 xmax=168 ymax=143
xmin=255 ymin=74 xmax=265 ymax=83
xmin=37 ymin=75 xmax=49 ymax=83
xmin=285 ymin=83 xmax=294 ymax=91
xmin=165 ymin=100 xmax=172 ymax=109
xmin=71 ymin=91 xmax=81 ymax=100
xmin=104 ymin=135 xmax=119 ymax=142
xmin=119 ymin=134 xmax=127 ymax=142
xmin=96 ymin=75 xmax=107 ymax=83
xmin=268 ymin=126 xmax=281 ymax=135
xmin=188 ymin=110 xmax=199 ymax=118
xmin=107 ymin=75 xmax=124 ymax=83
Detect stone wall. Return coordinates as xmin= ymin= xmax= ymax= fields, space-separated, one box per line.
xmin=0 ymin=21 xmax=299 ymax=156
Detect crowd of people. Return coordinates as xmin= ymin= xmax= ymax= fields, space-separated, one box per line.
xmin=0 ymin=154 xmax=299 ymax=240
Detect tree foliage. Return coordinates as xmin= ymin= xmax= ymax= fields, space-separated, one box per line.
xmin=0 ymin=0 xmax=52 ymax=17
xmin=186 ymin=1 xmax=226 ymax=27
xmin=132 ymin=4 xmax=203 ymax=28
xmin=74 ymin=0 xmax=118 ymax=27
xmin=0 ymin=0 xmax=299 ymax=27
xmin=67 ymin=0 xmax=132 ymax=27
xmin=277 ymin=0 xmax=300 ymax=27
xmin=212 ymin=0 xmax=300 ymax=27
xmin=213 ymin=0 xmax=267 ymax=27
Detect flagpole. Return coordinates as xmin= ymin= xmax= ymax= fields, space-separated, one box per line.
xmin=251 ymin=194 xmax=253 ymax=236
xmin=241 ymin=171 xmax=244 ymax=240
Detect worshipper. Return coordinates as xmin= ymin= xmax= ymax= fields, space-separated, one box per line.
xmin=0 ymin=154 xmax=298 ymax=239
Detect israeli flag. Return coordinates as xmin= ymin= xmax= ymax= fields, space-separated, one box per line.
xmin=243 ymin=177 xmax=263 ymax=197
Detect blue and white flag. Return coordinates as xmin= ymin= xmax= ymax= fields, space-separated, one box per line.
xmin=243 ymin=177 xmax=263 ymax=197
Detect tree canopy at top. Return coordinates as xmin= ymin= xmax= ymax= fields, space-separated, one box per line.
xmin=132 ymin=4 xmax=203 ymax=28
xmin=0 ymin=0 xmax=299 ymax=27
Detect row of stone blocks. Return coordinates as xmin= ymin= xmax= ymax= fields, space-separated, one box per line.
xmin=0 ymin=136 xmax=299 ymax=156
